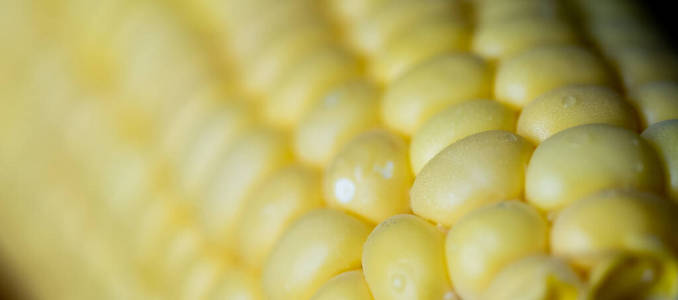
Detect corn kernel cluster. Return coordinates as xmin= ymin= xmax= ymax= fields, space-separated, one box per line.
xmin=1 ymin=0 xmax=678 ymax=299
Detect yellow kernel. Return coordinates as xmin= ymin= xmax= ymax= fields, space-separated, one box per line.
xmin=472 ymin=16 xmax=578 ymax=60
xmin=609 ymin=46 xmax=678 ymax=89
xmin=551 ymin=189 xmax=678 ymax=268
xmin=324 ymin=130 xmax=412 ymax=223
xmin=160 ymin=88 xmax=219 ymax=163
xmin=411 ymin=130 xmax=533 ymax=226
xmin=311 ymin=270 xmax=373 ymax=300
xmin=348 ymin=0 xmax=462 ymax=57
xmin=371 ymin=15 xmax=470 ymax=83
xmin=324 ymin=0 xmax=389 ymax=26
xmin=573 ymin=0 xmax=644 ymax=21
xmin=517 ymin=85 xmax=638 ymax=144
xmin=642 ymin=119 xmax=678 ymax=202
xmin=201 ymin=127 xmax=292 ymax=248
xmin=263 ymin=46 xmax=361 ymax=129
xmin=526 ymin=124 xmax=664 ymax=212
xmin=494 ymin=45 xmax=611 ymax=108
xmin=241 ymin=22 xmax=334 ymax=96
xmin=294 ymin=80 xmax=380 ymax=167
xmin=209 ymin=267 xmax=263 ymax=300
xmin=161 ymin=227 xmax=208 ymax=285
xmin=382 ymin=53 xmax=492 ymax=136
xmin=483 ymin=255 xmax=586 ymax=300
xmin=475 ymin=0 xmax=563 ymax=24
xmin=588 ymin=20 xmax=666 ymax=55
xmin=410 ymin=99 xmax=517 ymax=174
xmin=363 ymin=214 xmax=453 ymax=300
xmin=226 ymin=2 xmax=320 ymax=66
xmin=445 ymin=201 xmax=548 ymax=300
xmin=178 ymin=101 xmax=255 ymax=197
xmin=587 ymin=251 xmax=678 ymax=300
xmin=180 ymin=255 xmax=227 ymax=300
xmin=234 ymin=164 xmax=324 ymax=270
xmin=262 ymin=209 xmax=372 ymax=300
xmin=629 ymin=81 xmax=678 ymax=128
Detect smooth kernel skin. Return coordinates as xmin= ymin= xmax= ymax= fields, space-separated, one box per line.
xmin=483 ymin=256 xmax=585 ymax=300
xmin=224 ymin=1 xmax=315 ymax=66
xmin=262 ymin=209 xmax=372 ymax=300
xmin=526 ymin=124 xmax=664 ymax=212
xmin=642 ymin=119 xmax=678 ymax=202
xmin=325 ymin=0 xmax=389 ymax=26
xmin=494 ymin=45 xmax=611 ymax=108
xmin=382 ymin=53 xmax=492 ymax=136
xmin=410 ymin=100 xmax=517 ymax=174
xmin=160 ymin=90 xmax=219 ymax=164
xmin=234 ymin=165 xmax=324 ymax=270
xmin=178 ymin=101 xmax=255 ymax=197
xmin=263 ymin=47 xmax=361 ymax=129
xmin=371 ymin=16 xmax=470 ymax=83
xmin=411 ymin=130 xmax=533 ymax=226
xmin=475 ymin=0 xmax=563 ymax=24
xmin=588 ymin=20 xmax=667 ymax=56
xmin=472 ymin=16 xmax=578 ymax=60
xmin=609 ymin=46 xmax=678 ymax=89
xmin=294 ymin=81 xmax=380 ymax=167
xmin=517 ymin=85 xmax=638 ymax=144
xmin=311 ymin=270 xmax=373 ymax=300
xmin=160 ymin=227 xmax=208 ymax=286
xmin=324 ymin=130 xmax=412 ymax=224
xmin=587 ymin=251 xmax=678 ymax=300
xmin=209 ymin=267 xmax=263 ymax=300
xmin=225 ymin=2 xmax=320 ymax=67
xmin=348 ymin=0 xmax=461 ymax=57
xmin=551 ymin=189 xmax=678 ymax=269
xmin=180 ymin=255 xmax=227 ymax=300
xmin=362 ymin=214 xmax=453 ymax=300
xmin=446 ymin=201 xmax=549 ymax=300
xmin=202 ymin=128 xmax=292 ymax=248
xmin=242 ymin=22 xmax=333 ymax=96
xmin=629 ymin=81 xmax=678 ymax=128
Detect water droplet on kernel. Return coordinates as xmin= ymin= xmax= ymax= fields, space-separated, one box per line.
xmin=635 ymin=163 xmax=645 ymax=172
xmin=334 ymin=178 xmax=355 ymax=204
xmin=374 ymin=161 xmax=394 ymax=179
xmin=641 ymin=268 xmax=656 ymax=282
xmin=562 ymin=95 xmax=577 ymax=108
xmin=391 ymin=274 xmax=406 ymax=292
xmin=444 ymin=291 xmax=458 ymax=300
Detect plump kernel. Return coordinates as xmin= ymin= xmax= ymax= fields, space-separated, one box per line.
xmin=410 ymin=99 xmax=517 ymax=174
xmin=517 ymin=85 xmax=638 ymax=144
xmin=526 ymin=124 xmax=664 ymax=212
xmin=324 ymin=130 xmax=412 ymax=224
xmin=445 ymin=201 xmax=549 ymax=300
xmin=382 ymin=53 xmax=492 ymax=136
xmin=363 ymin=214 xmax=453 ymax=300
xmin=411 ymin=130 xmax=533 ymax=226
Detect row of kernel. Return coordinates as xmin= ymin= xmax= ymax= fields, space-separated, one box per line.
xmin=0 ymin=1 xmax=235 ymax=298
xmin=572 ymin=0 xmax=678 ymax=206
xmin=164 ymin=2 xmax=373 ymax=300
xmin=324 ymin=2 xmax=678 ymax=300
xmin=258 ymin=1 xmax=474 ymax=299
xmin=571 ymin=0 xmax=678 ymax=129
xmin=0 ymin=54 xmax=156 ymax=299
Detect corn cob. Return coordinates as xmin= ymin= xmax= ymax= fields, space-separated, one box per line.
xmin=1 ymin=0 xmax=678 ymax=299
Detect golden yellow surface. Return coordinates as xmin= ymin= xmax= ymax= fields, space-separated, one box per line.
xmin=445 ymin=201 xmax=549 ymax=299
xmin=362 ymin=214 xmax=453 ymax=300
xmin=2 ymin=0 xmax=678 ymax=299
xmin=411 ymin=131 xmax=533 ymax=226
